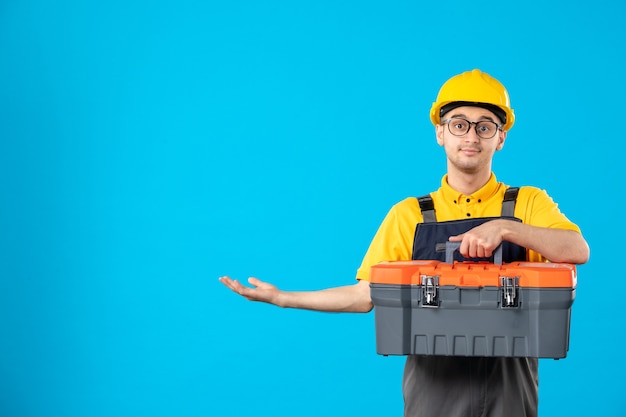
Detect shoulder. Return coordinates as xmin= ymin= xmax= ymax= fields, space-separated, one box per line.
xmin=381 ymin=197 xmax=424 ymax=224
xmin=516 ymin=186 xmax=555 ymax=205
xmin=387 ymin=197 xmax=422 ymax=216
xmin=513 ymin=185 xmax=579 ymax=229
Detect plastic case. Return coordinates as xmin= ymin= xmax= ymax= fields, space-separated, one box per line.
xmin=369 ymin=244 xmax=577 ymax=359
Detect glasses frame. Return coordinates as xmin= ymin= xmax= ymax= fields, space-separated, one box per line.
xmin=441 ymin=118 xmax=503 ymax=139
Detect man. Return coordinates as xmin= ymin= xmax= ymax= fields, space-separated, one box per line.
xmin=219 ymin=69 xmax=589 ymax=416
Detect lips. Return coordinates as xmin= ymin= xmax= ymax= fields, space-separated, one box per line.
xmin=460 ymin=147 xmax=481 ymax=154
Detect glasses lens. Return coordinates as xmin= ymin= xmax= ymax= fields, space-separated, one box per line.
xmin=476 ymin=121 xmax=498 ymax=139
xmin=448 ymin=119 xmax=469 ymax=136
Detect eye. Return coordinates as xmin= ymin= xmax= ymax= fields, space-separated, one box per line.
xmin=450 ymin=119 xmax=468 ymax=132
xmin=477 ymin=123 xmax=492 ymax=133
xmin=476 ymin=122 xmax=496 ymax=135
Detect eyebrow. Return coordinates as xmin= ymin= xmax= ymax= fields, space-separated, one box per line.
xmin=449 ymin=113 xmax=497 ymax=123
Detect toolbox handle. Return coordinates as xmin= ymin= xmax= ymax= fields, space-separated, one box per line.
xmin=445 ymin=241 xmax=503 ymax=265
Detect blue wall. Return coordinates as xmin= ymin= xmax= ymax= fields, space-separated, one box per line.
xmin=1 ymin=1 xmax=624 ymax=416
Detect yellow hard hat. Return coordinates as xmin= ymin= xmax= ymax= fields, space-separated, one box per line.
xmin=430 ymin=69 xmax=515 ymax=131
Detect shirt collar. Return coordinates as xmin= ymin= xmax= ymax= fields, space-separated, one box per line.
xmin=440 ymin=173 xmax=500 ymax=203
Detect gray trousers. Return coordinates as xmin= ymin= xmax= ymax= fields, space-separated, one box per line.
xmin=403 ymin=356 xmax=538 ymax=417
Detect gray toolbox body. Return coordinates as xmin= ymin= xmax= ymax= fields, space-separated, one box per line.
xmin=370 ymin=243 xmax=577 ymax=359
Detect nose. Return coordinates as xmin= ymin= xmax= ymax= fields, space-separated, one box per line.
xmin=462 ymin=125 xmax=481 ymax=142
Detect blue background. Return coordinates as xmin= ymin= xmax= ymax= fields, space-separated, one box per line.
xmin=1 ymin=0 xmax=625 ymax=416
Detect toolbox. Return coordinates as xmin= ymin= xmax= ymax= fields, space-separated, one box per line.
xmin=369 ymin=243 xmax=577 ymax=359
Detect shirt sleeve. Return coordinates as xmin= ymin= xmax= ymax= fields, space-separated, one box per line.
xmin=517 ymin=187 xmax=581 ymax=232
xmin=355 ymin=198 xmax=422 ymax=281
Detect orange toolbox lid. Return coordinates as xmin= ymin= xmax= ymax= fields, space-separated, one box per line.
xmin=370 ymin=260 xmax=577 ymax=288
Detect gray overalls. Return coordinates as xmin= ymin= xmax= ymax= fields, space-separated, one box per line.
xmin=403 ymin=188 xmax=538 ymax=417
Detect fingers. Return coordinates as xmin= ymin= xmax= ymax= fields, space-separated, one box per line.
xmin=457 ymin=239 xmax=495 ymax=258
xmin=218 ymin=275 xmax=270 ymax=300
xmin=469 ymin=244 xmax=492 ymax=258
xmin=448 ymin=234 xmax=463 ymax=242
xmin=218 ymin=276 xmax=242 ymax=293
xmin=219 ymin=274 xmax=281 ymax=306
xmin=448 ymin=236 xmax=495 ymax=258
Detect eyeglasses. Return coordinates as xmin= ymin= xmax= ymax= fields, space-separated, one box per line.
xmin=441 ymin=118 xmax=502 ymax=139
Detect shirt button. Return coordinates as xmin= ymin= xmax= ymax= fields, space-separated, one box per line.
xmin=466 ymin=198 xmax=470 ymax=203
xmin=466 ymin=213 xmax=471 ymax=217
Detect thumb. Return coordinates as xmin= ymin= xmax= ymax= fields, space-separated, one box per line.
xmin=248 ymin=277 xmax=264 ymax=287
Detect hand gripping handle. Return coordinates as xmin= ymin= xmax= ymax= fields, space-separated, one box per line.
xmin=445 ymin=241 xmax=503 ymax=265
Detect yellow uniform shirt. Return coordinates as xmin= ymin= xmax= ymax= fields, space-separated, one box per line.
xmin=356 ymin=173 xmax=581 ymax=281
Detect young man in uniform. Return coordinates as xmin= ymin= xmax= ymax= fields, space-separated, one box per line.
xmin=219 ymin=69 xmax=590 ymax=417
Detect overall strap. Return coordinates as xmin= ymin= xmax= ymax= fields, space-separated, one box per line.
xmin=501 ymin=187 xmax=519 ymax=217
xmin=413 ymin=186 xmax=526 ymax=262
xmin=417 ymin=195 xmax=436 ymax=223
xmin=418 ymin=187 xmax=519 ymax=222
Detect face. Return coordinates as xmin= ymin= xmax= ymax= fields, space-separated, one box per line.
xmin=435 ymin=106 xmax=507 ymax=175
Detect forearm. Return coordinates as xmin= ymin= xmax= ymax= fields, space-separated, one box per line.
xmin=220 ymin=275 xmax=374 ymax=313
xmin=276 ymin=280 xmax=373 ymax=313
xmin=501 ymin=221 xmax=590 ymax=264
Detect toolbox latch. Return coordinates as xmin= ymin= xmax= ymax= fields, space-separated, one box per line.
xmin=500 ymin=276 xmax=520 ymax=308
xmin=420 ymin=275 xmax=439 ymax=307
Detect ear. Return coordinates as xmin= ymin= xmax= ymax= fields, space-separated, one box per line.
xmin=435 ymin=124 xmax=445 ymax=146
xmin=496 ymin=130 xmax=507 ymax=151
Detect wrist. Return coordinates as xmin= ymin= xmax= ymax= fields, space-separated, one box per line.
xmin=498 ymin=219 xmax=518 ymax=242
xmin=274 ymin=291 xmax=289 ymax=308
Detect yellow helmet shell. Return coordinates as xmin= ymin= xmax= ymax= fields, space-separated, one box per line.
xmin=430 ymin=69 xmax=515 ymax=131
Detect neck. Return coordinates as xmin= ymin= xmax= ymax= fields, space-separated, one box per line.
xmin=446 ymin=168 xmax=492 ymax=195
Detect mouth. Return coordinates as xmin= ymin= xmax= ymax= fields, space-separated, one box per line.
xmin=459 ymin=147 xmax=481 ymax=155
